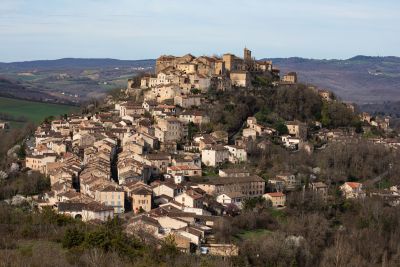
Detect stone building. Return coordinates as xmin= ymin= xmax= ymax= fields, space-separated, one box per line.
xmin=197 ymin=175 xmax=265 ymax=198
xmin=149 ymin=48 xmax=275 ymax=92
xmin=282 ymin=72 xmax=297 ymax=84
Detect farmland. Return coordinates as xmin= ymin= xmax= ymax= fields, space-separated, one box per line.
xmin=0 ymin=97 xmax=79 ymax=126
xmin=0 ymin=58 xmax=155 ymax=103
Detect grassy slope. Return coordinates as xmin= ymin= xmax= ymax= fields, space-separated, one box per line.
xmin=236 ymin=229 xmax=271 ymax=240
xmin=0 ymin=97 xmax=79 ymax=125
xmin=0 ymin=240 xmax=70 ymax=266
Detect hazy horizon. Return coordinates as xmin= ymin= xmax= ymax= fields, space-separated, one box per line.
xmin=1 ymin=54 xmax=399 ymax=64
xmin=1 ymin=0 xmax=399 ymax=62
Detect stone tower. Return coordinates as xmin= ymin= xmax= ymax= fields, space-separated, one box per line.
xmin=244 ymin=47 xmax=252 ymax=61
xmin=222 ymin=53 xmax=235 ymax=71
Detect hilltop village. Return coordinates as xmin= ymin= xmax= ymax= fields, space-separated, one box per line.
xmin=17 ymin=48 xmax=400 ymax=256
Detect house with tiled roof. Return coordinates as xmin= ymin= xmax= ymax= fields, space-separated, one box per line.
xmin=117 ymin=157 xmax=151 ymax=184
xmin=126 ymin=215 xmax=162 ymax=237
xmin=167 ymin=165 xmax=202 ymax=177
xmin=174 ymin=94 xmax=202 ymax=108
xmin=57 ymin=201 xmax=114 ymax=222
xmin=145 ymin=152 xmax=171 ymax=174
xmin=95 ymin=184 xmax=125 ymax=214
xmin=201 ymin=145 xmax=229 ymax=167
xmin=224 ymin=145 xmax=247 ymax=164
xmin=216 ymin=192 xmax=244 ymax=208
xmin=178 ymin=110 xmax=210 ymax=125
xmin=25 ymin=153 xmax=57 ymax=174
xmin=57 ymin=202 xmax=86 ymax=219
xmin=124 ymin=181 xmax=153 ymax=213
xmin=276 ymin=173 xmax=299 ymax=191
xmin=340 ymin=182 xmax=366 ymax=199
xmin=174 ymin=189 xmax=204 ymax=208
xmin=82 ymin=201 xmax=115 ymax=222
xmin=119 ymin=102 xmax=145 ymax=117
xmin=152 ymin=181 xmax=184 ymax=198
xmin=286 ymin=120 xmax=307 ymax=140
xmin=230 ymin=70 xmax=250 ymax=87
xmin=318 ymin=89 xmax=334 ymax=102
xmin=57 ymin=190 xmax=81 ymax=203
xmin=281 ymin=72 xmax=297 ymax=84
xmin=218 ymin=168 xmax=250 ymax=177
xmin=263 ymin=192 xmax=286 ymax=207
xmin=311 ymin=182 xmax=329 ymax=200
xmin=193 ymin=134 xmax=218 ymax=151
xmin=142 ymin=100 xmax=158 ymax=112
xmin=155 ymin=116 xmax=185 ymax=143
xmin=195 ymin=175 xmax=265 ymax=198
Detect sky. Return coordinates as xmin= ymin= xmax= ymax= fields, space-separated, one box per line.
xmin=0 ymin=0 xmax=399 ymax=62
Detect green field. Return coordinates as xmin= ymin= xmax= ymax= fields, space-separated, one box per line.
xmin=0 ymin=97 xmax=79 ymax=126
xmin=236 ymin=229 xmax=271 ymax=240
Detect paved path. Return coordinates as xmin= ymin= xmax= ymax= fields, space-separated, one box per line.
xmin=365 ymin=169 xmax=390 ymax=187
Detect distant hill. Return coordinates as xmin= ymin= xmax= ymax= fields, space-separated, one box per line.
xmin=2 ymin=56 xmax=400 ymax=113
xmin=0 ymin=76 xmax=62 ymax=103
xmin=265 ymin=56 xmax=400 ymax=104
xmin=0 ymin=58 xmax=155 ymax=71
xmin=0 ymin=58 xmax=156 ymax=103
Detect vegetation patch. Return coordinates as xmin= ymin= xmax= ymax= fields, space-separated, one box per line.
xmin=236 ymin=229 xmax=271 ymax=240
xmin=0 ymin=97 xmax=78 ymax=126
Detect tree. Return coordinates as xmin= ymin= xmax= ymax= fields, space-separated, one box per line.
xmin=190 ymin=88 xmax=201 ymax=94
xmin=187 ymin=122 xmax=198 ymax=140
xmin=17 ymin=143 xmax=26 ymax=159
xmin=62 ymin=227 xmax=85 ymax=248
xmin=354 ymin=121 xmax=363 ymax=133
xmin=242 ymin=196 xmax=269 ymax=211
xmin=108 ymin=88 xmax=126 ymax=101
xmin=321 ymin=101 xmax=356 ymax=128
xmin=321 ymin=102 xmax=331 ymax=127
xmin=252 ymin=75 xmax=270 ymax=87
xmin=43 ymin=116 xmax=55 ymax=124
xmin=159 ymin=234 xmax=179 ymax=256
xmin=254 ymin=107 xmax=272 ymax=125
xmin=274 ymin=121 xmax=288 ymax=135
xmin=225 ymin=203 xmax=240 ymax=216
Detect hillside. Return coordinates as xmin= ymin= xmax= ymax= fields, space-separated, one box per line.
xmin=0 ymin=58 xmax=155 ymax=103
xmin=267 ymin=56 xmax=400 ymax=104
xmin=0 ymin=77 xmax=56 ymax=102
xmin=0 ymin=58 xmax=155 ymax=71
xmin=0 ymin=97 xmax=79 ymax=127
xmin=2 ymin=56 xmax=400 ymax=114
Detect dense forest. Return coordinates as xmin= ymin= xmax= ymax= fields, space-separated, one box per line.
xmin=205 ymin=84 xmax=358 ymax=136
